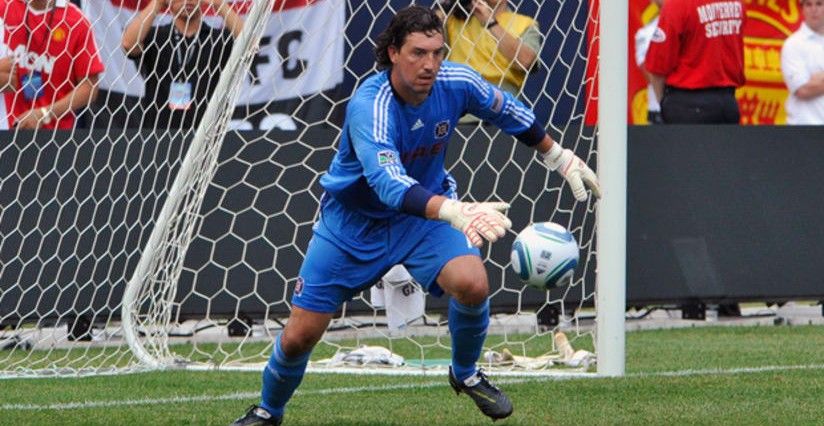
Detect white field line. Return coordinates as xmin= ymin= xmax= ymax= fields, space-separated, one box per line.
xmin=3 ymin=363 xmax=824 ymax=411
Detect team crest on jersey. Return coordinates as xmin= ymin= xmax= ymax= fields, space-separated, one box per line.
xmin=434 ymin=120 xmax=450 ymax=139
xmin=294 ymin=277 xmax=304 ymax=296
xmin=53 ymin=28 xmax=66 ymax=43
xmin=651 ymin=27 xmax=666 ymax=43
xmin=377 ymin=150 xmax=398 ymax=166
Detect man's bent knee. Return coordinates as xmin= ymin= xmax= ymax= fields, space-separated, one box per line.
xmin=438 ymin=255 xmax=489 ymax=305
xmin=279 ymin=307 xmax=333 ymax=358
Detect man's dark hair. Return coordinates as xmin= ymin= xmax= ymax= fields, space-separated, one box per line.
xmin=374 ymin=6 xmax=443 ymax=70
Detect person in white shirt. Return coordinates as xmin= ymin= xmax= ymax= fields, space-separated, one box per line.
xmin=636 ymin=0 xmax=663 ymax=124
xmin=781 ymin=0 xmax=824 ymax=125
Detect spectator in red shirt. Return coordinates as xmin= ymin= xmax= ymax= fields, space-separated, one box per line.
xmin=0 ymin=0 xmax=104 ymax=129
xmin=645 ymin=0 xmax=746 ymax=123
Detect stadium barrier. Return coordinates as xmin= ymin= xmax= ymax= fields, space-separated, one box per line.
xmin=2 ymin=125 xmax=821 ymax=329
xmin=628 ymin=125 xmax=824 ymax=305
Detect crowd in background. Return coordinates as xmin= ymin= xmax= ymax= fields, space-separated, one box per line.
xmin=636 ymin=0 xmax=824 ymax=125
xmin=0 ymin=0 xmax=821 ymax=130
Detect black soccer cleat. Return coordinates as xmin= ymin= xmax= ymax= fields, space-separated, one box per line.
xmin=230 ymin=405 xmax=282 ymax=426
xmin=449 ymin=366 xmax=514 ymax=421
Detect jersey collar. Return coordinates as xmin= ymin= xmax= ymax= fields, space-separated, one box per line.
xmin=800 ymin=23 xmax=824 ymax=40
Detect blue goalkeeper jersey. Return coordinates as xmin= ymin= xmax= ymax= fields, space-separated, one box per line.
xmin=320 ymin=61 xmax=537 ymax=220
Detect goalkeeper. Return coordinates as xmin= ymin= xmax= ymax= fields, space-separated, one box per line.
xmin=232 ymin=5 xmax=600 ymax=426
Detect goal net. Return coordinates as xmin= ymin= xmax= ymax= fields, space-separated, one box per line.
xmin=0 ymin=0 xmax=622 ymax=378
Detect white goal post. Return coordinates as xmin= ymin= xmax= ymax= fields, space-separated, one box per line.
xmin=0 ymin=0 xmax=625 ymax=378
xmin=597 ymin=0 xmax=628 ymax=377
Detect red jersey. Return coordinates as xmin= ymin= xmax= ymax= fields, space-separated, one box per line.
xmin=2 ymin=0 xmax=104 ymax=129
xmin=645 ymin=0 xmax=745 ymax=89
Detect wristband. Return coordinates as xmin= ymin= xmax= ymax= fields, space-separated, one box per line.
xmin=39 ymin=107 xmax=53 ymax=125
xmin=514 ymin=120 xmax=546 ymax=147
xmin=542 ymin=142 xmax=565 ymax=171
xmin=401 ymin=184 xmax=436 ymax=217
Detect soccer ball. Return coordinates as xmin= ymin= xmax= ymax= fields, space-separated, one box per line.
xmin=510 ymin=222 xmax=579 ymax=290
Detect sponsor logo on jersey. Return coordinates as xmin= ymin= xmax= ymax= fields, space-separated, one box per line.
xmin=434 ymin=120 xmax=450 ymax=139
xmin=411 ymin=118 xmax=424 ymax=131
xmin=401 ymin=142 xmax=444 ymax=163
xmin=12 ymin=46 xmax=57 ymax=74
xmin=651 ymin=27 xmax=666 ymax=43
xmin=377 ymin=150 xmax=398 ymax=166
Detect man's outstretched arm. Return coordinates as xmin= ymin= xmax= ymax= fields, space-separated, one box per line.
xmin=535 ymin=134 xmax=601 ymax=201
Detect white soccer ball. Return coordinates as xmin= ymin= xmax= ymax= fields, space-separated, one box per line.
xmin=510 ymin=222 xmax=579 ymax=290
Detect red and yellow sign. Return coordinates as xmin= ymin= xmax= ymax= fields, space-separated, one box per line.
xmin=628 ymin=0 xmax=802 ymax=124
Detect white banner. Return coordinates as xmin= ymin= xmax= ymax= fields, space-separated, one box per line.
xmin=82 ymin=0 xmax=345 ymax=105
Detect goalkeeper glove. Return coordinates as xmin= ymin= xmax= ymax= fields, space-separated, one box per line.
xmin=542 ymin=143 xmax=602 ymax=201
xmin=438 ymin=199 xmax=512 ymax=248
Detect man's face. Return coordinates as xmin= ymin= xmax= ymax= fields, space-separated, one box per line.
xmin=803 ymin=0 xmax=824 ymax=33
xmin=170 ymin=0 xmax=201 ymax=19
xmin=388 ymin=31 xmax=445 ymax=100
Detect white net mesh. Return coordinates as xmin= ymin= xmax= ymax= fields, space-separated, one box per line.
xmin=0 ymin=0 xmax=601 ymax=377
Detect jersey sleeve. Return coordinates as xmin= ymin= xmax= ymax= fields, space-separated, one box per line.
xmin=643 ymin=1 xmax=683 ymax=77
xmin=347 ymin=95 xmax=421 ymax=211
xmin=70 ymin=16 xmax=105 ymax=81
xmin=454 ymin=64 xmax=536 ymax=135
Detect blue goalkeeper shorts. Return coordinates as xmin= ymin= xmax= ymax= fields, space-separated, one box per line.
xmin=291 ymin=200 xmax=480 ymax=314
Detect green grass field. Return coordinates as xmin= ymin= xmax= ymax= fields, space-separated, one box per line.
xmin=2 ymin=325 xmax=824 ymax=425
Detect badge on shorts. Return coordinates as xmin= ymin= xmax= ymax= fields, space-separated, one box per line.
xmin=168 ymin=81 xmax=193 ymax=110
xmin=294 ymin=276 xmax=304 ymax=296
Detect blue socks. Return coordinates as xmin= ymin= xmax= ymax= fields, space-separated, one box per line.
xmin=260 ymin=334 xmax=311 ymax=417
xmin=448 ymin=297 xmax=490 ymax=382
xmin=259 ymin=299 xmax=488 ymax=415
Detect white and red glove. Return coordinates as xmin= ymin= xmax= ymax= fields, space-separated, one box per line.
xmin=542 ymin=143 xmax=602 ymax=201
xmin=438 ymin=199 xmax=512 ymax=247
